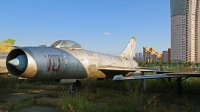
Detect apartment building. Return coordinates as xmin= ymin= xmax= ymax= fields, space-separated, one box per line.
xmin=170 ymin=0 xmax=200 ymax=62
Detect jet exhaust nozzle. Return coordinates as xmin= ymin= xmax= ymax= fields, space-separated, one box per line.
xmin=8 ymin=55 xmax=27 ymax=71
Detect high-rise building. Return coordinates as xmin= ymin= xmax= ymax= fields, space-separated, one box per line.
xmin=168 ymin=48 xmax=171 ymax=61
xmin=170 ymin=0 xmax=200 ymax=62
xmin=162 ymin=48 xmax=171 ymax=62
xmin=162 ymin=51 xmax=168 ymax=62
xmin=134 ymin=52 xmax=143 ymax=62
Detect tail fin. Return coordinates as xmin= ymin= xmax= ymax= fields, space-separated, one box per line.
xmin=120 ymin=37 xmax=136 ymax=59
xmin=0 ymin=38 xmax=15 ymax=52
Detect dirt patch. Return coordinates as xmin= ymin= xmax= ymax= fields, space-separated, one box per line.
xmin=0 ymin=88 xmax=59 ymax=112
xmin=11 ymin=106 xmax=57 ymax=112
xmin=0 ymin=93 xmax=38 ymax=102
xmin=39 ymin=85 xmax=59 ymax=89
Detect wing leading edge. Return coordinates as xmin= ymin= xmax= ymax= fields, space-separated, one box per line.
xmin=113 ymin=72 xmax=200 ymax=81
xmin=98 ymin=66 xmax=200 ymax=80
xmin=113 ymin=74 xmax=186 ymax=80
xmin=98 ymin=66 xmax=157 ymax=72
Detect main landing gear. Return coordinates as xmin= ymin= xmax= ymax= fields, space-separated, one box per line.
xmin=176 ymin=77 xmax=188 ymax=95
xmin=139 ymin=77 xmax=188 ymax=95
xmin=68 ymin=80 xmax=81 ymax=95
xmin=140 ymin=79 xmax=147 ymax=93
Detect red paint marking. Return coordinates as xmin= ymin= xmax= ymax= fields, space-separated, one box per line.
xmin=47 ymin=58 xmax=51 ymax=71
xmin=47 ymin=55 xmax=61 ymax=72
xmin=52 ymin=58 xmax=60 ymax=72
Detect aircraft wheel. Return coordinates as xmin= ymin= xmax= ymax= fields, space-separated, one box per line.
xmin=54 ymin=79 xmax=60 ymax=83
xmin=97 ymin=78 xmax=104 ymax=81
xmin=73 ymin=80 xmax=81 ymax=90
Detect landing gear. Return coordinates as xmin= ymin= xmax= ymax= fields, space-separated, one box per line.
xmin=68 ymin=83 xmax=75 ymax=95
xmin=68 ymin=80 xmax=81 ymax=95
xmin=176 ymin=77 xmax=188 ymax=95
xmin=168 ymin=78 xmax=171 ymax=82
xmin=139 ymin=77 xmax=185 ymax=95
xmin=73 ymin=80 xmax=81 ymax=89
xmin=176 ymin=77 xmax=183 ymax=95
xmin=54 ymin=79 xmax=61 ymax=83
xmin=140 ymin=72 xmax=147 ymax=93
xmin=140 ymin=79 xmax=147 ymax=93
xmin=97 ymin=78 xmax=104 ymax=81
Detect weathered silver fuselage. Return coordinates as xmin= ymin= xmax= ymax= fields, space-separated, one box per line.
xmin=0 ymin=52 xmax=8 ymax=74
xmin=6 ymin=47 xmax=138 ymax=79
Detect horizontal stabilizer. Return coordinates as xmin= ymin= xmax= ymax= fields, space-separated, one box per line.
xmin=3 ymin=39 xmax=15 ymax=44
xmin=0 ymin=66 xmax=7 ymax=73
xmin=0 ymin=67 xmax=6 ymax=71
xmin=0 ymin=38 xmax=15 ymax=52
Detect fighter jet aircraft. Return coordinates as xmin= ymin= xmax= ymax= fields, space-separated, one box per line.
xmin=6 ymin=37 xmax=158 ymax=87
xmin=0 ymin=38 xmax=15 ymax=74
xmin=7 ymin=37 xmax=200 ymax=95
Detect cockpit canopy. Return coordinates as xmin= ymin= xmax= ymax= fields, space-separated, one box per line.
xmin=50 ymin=40 xmax=82 ymax=49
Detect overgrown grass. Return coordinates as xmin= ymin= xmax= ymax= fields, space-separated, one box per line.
xmin=3 ymin=98 xmax=36 ymax=111
xmin=1 ymin=97 xmax=58 ymax=111
xmin=58 ymin=88 xmax=95 ymax=112
xmin=163 ymin=67 xmax=195 ymax=72
xmin=1 ymin=74 xmax=200 ymax=112
xmin=0 ymin=76 xmax=19 ymax=93
xmin=56 ymin=79 xmax=200 ymax=112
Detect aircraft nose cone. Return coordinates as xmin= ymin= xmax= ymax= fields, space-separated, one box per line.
xmin=8 ymin=59 xmax=19 ymax=67
xmin=8 ymin=55 xmax=27 ymax=71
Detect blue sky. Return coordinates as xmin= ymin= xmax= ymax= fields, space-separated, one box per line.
xmin=0 ymin=0 xmax=170 ymax=55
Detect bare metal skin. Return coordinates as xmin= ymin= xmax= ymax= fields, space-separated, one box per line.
xmin=7 ymin=38 xmax=138 ymax=80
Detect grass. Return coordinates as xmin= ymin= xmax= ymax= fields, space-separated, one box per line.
xmin=1 ymin=68 xmax=200 ymax=111
xmin=58 ymin=90 xmax=96 ymax=112
xmin=3 ymin=98 xmax=36 ymax=111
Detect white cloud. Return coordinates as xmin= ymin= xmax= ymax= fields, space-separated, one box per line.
xmin=103 ymin=32 xmax=110 ymax=36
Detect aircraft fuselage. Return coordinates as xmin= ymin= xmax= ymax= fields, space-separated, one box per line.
xmin=6 ymin=47 xmax=138 ymax=79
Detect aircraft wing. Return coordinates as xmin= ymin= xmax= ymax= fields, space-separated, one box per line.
xmin=113 ymin=72 xmax=200 ymax=81
xmin=165 ymin=72 xmax=200 ymax=77
xmin=98 ymin=66 xmax=157 ymax=72
xmin=113 ymin=74 xmax=187 ymax=80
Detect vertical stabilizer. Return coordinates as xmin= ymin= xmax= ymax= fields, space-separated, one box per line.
xmin=0 ymin=38 xmax=15 ymax=52
xmin=3 ymin=39 xmax=15 ymax=45
xmin=120 ymin=37 xmax=136 ymax=59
